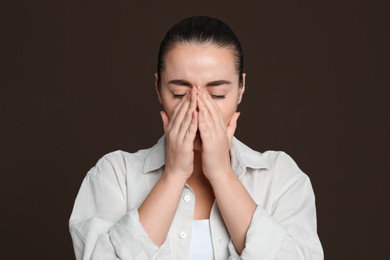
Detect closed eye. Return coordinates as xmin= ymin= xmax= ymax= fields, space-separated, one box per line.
xmin=211 ymin=94 xmax=226 ymax=99
xmin=172 ymin=94 xmax=186 ymax=99
xmin=173 ymin=93 xmax=225 ymax=99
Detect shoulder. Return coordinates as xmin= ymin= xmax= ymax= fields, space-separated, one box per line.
xmin=233 ymin=138 xmax=305 ymax=177
xmin=263 ymin=151 xmax=304 ymax=176
xmin=233 ymin=138 xmax=310 ymax=189
xmin=87 ymin=147 xmax=152 ymax=180
xmin=244 ymin=147 xmax=307 ymax=177
xmin=241 ymin=145 xmax=313 ymax=202
xmin=262 ymin=150 xmax=309 ymax=183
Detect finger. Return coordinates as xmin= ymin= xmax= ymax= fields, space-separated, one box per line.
xmin=167 ymin=93 xmax=190 ymax=130
xmin=169 ymin=93 xmax=191 ymax=133
xmin=183 ymin=110 xmax=198 ymax=143
xmin=197 ymin=91 xmax=209 ymax=118
xmin=198 ymin=96 xmax=211 ymax=137
xmin=227 ymin=112 xmax=240 ymax=142
xmin=160 ymin=111 xmax=169 ymax=133
xmin=177 ymin=88 xmax=197 ymax=141
xmin=199 ymin=88 xmax=224 ymax=127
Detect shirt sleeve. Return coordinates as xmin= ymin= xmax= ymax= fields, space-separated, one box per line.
xmin=69 ymin=154 xmax=170 ymax=260
xmin=228 ymin=152 xmax=324 ymax=260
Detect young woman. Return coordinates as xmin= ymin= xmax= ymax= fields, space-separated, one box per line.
xmin=69 ymin=16 xmax=323 ymax=260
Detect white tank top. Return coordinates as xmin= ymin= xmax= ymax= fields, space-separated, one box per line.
xmin=188 ymin=219 xmax=215 ymax=260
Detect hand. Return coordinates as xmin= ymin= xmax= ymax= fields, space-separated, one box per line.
xmin=160 ymin=87 xmax=198 ymax=181
xmin=197 ymin=86 xmax=240 ymax=182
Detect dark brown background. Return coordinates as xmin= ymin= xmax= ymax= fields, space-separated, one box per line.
xmin=1 ymin=0 xmax=389 ymax=259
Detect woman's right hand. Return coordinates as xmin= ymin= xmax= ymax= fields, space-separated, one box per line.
xmin=160 ymin=87 xmax=198 ymax=181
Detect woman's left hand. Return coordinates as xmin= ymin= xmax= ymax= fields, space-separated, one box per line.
xmin=197 ymin=86 xmax=240 ymax=182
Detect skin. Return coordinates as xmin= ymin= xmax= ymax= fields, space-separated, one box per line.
xmin=138 ymin=42 xmax=256 ymax=254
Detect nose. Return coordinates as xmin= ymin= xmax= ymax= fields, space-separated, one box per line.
xmin=192 ymin=84 xmax=202 ymax=94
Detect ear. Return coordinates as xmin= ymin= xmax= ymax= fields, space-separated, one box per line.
xmin=238 ymin=73 xmax=246 ymax=105
xmin=155 ymin=73 xmax=162 ymax=104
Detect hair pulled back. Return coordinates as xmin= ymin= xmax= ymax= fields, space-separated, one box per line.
xmin=157 ymin=16 xmax=244 ymax=87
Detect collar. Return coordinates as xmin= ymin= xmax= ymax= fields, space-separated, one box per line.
xmin=143 ymin=136 xmax=269 ymax=174
xmin=143 ymin=136 xmax=166 ymax=174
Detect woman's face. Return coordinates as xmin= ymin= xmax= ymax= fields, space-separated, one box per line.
xmin=156 ymin=43 xmax=245 ymax=149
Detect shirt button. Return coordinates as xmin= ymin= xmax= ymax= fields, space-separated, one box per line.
xmin=179 ymin=231 xmax=186 ymax=239
xmin=183 ymin=195 xmax=191 ymax=202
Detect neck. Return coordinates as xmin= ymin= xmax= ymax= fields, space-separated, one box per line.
xmin=187 ymin=151 xmax=210 ymax=187
xmin=192 ymin=151 xmax=203 ymax=176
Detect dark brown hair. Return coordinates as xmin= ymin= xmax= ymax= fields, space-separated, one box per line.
xmin=156 ymin=16 xmax=244 ymax=87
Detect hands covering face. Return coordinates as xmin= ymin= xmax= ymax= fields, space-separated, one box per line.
xmin=160 ymin=86 xmax=240 ymax=182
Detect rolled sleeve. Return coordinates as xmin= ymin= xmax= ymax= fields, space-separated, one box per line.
xmin=228 ymin=152 xmax=323 ymax=259
xmin=70 ymin=210 xmax=166 ymax=260
xmin=110 ymin=209 xmax=166 ymax=259
xmin=228 ymin=206 xmax=287 ymax=259
xmin=69 ymin=153 xmax=169 ymax=260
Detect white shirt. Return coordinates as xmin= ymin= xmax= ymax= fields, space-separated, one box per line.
xmin=69 ymin=136 xmax=324 ymax=259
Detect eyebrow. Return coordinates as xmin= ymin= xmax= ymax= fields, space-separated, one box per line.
xmin=207 ymin=80 xmax=232 ymax=87
xmin=168 ymin=79 xmax=193 ymax=87
xmin=168 ymin=79 xmax=231 ymax=87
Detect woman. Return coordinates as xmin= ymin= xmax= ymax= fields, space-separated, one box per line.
xmin=69 ymin=16 xmax=323 ymax=259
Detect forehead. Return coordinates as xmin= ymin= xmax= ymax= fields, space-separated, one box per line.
xmin=163 ymin=43 xmax=237 ymax=80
